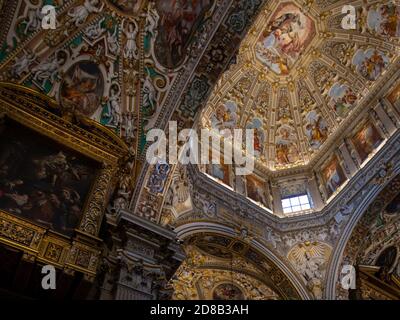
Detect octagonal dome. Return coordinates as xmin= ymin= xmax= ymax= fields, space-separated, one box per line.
xmin=200 ymin=0 xmax=398 ymax=173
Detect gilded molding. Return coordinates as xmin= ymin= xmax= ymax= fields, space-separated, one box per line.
xmin=0 ymin=83 xmax=128 ymax=278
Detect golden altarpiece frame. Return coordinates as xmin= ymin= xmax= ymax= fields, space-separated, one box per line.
xmin=0 ymin=82 xmax=129 ymax=281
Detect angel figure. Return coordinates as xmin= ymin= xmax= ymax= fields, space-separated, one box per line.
xmin=24 ymin=7 xmax=44 ymax=35
xmin=107 ymin=27 xmax=120 ymax=55
xmin=108 ymin=190 xmax=128 ymax=216
xmin=10 ymin=52 xmax=36 ymax=78
xmin=123 ymin=112 xmax=135 ymax=139
xmin=68 ymin=0 xmax=104 ymax=27
xmin=142 ymin=74 xmax=157 ymax=118
xmin=85 ymin=17 xmax=106 ymax=41
xmin=145 ymin=1 xmax=160 ymax=39
xmin=123 ymin=21 xmax=138 ymax=60
xmin=31 ymin=54 xmax=64 ymax=87
xmin=265 ymin=227 xmax=281 ymax=249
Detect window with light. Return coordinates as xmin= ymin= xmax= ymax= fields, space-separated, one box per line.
xmin=281 ymin=194 xmax=311 ymax=214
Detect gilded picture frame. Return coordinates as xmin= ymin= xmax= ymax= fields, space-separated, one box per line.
xmin=0 ymin=82 xmax=128 ymax=279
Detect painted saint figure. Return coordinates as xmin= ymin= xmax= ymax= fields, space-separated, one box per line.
xmin=255 ymin=3 xmax=315 ymax=75
xmin=275 ymin=125 xmax=300 ymax=165
xmin=211 ymin=101 xmax=238 ymax=136
xmin=328 ymin=84 xmax=358 ymax=118
xmin=154 ymin=0 xmax=214 ymax=68
xmin=368 ymin=4 xmax=400 ymax=37
xmin=322 ymin=157 xmax=346 ymax=197
xmin=60 ymin=61 xmax=104 ymax=118
xmin=352 ymin=49 xmax=389 ymax=81
xmin=305 ymin=110 xmax=328 ymax=149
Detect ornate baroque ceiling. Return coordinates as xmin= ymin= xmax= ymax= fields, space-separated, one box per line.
xmin=0 ymin=0 xmax=399 ymax=220
xmin=201 ymin=0 xmax=400 ymax=174
xmin=0 ymin=0 xmax=265 ymax=210
xmin=0 ymin=0 xmax=238 ymax=223
xmin=0 ymin=0 xmax=400 ymax=301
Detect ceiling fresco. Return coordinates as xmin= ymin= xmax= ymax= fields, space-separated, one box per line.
xmin=1 ymin=0 xmax=399 ymax=222
xmin=0 ymin=0 xmax=400 ymax=302
xmin=255 ymin=2 xmax=316 ymax=75
xmin=0 ymin=0 xmax=229 ymax=224
xmin=201 ymin=0 xmax=400 ymax=172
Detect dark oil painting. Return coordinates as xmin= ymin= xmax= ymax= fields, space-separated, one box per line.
xmin=154 ymin=0 xmax=214 ymax=68
xmin=351 ymin=121 xmax=383 ymax=163
xmin=0 ymin=120 xmax=99 ymax=236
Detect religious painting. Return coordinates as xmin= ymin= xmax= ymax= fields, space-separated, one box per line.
xmin=154 ymin=0 xmax=214 ymax=69
xmin=321 ymin=156 xmax=346 ymax=197
xmin=275 ymin=124 xmax=300 ymax=166
xmin=246 ymin=118 xmax=265 ymax=156
xmin=328 ymin=83 xmax=358 ymax=118
xmin=255 ymin=2 xmax=316 ymax=75
xmin=212 ymin=283 xmax=245 ymax=300
xmin=367 ymin=4 xmax=400 ymax=37
xmin=0 ymin=120 xmax=99 ymax=237
xmin=387 ymin=82 xmax=400 ymax=105
xmin=211 ymin=100 xmax=238 ymax=135
xmin=351 ymin=122 xmax=383 ymax=163
xmin=246 ymin=175 xmax=268 ymax=207
xmin=352 ymin=49 xmax=389 ymax=81
xmin=304 ymin=110 xmax=328 ymax=149
xmin=108 ymin=0 xmax=145 ymax=15
xmin=208 ymin=162 xmax=231 ymax=187
xmin=60 ymin=61 xmax=105 ymax=119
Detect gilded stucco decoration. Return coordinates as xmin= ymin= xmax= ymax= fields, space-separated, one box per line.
xmin=195 ymin=0 xmax=400 ymax=219
xmin=334 ymin=175 xmax=400 ymax=300
xmin=201 ymin=0 xmax=399 ymax=172
xmin=0 ymin=82 xmax=128 ymax=279
xmin=1 ymin=0 xmax=400 ymax=301
xmin=171 ymin=244 xmax=288 ymax=300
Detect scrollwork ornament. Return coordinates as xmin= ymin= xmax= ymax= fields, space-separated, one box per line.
xmin=80 ymin=163 xmax=116 ymax=235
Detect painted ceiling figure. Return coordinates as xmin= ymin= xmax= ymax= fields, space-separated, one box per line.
xmin=62 ymin=65 xmax=100 ymax=116
xmin=268 ymin=13 xmax=303 ymax=57
xmin=155 ymin=0 xmax=213 ymax=67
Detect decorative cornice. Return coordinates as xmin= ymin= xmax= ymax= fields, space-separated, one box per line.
xmin=181 ymin=128 xmax=400 ymax=234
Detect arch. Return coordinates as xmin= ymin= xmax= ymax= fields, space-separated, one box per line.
xmin=325 ymin=167 xmax=400 ymax=299
xmin=174 ymin=221 xmax=312 ymax=300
